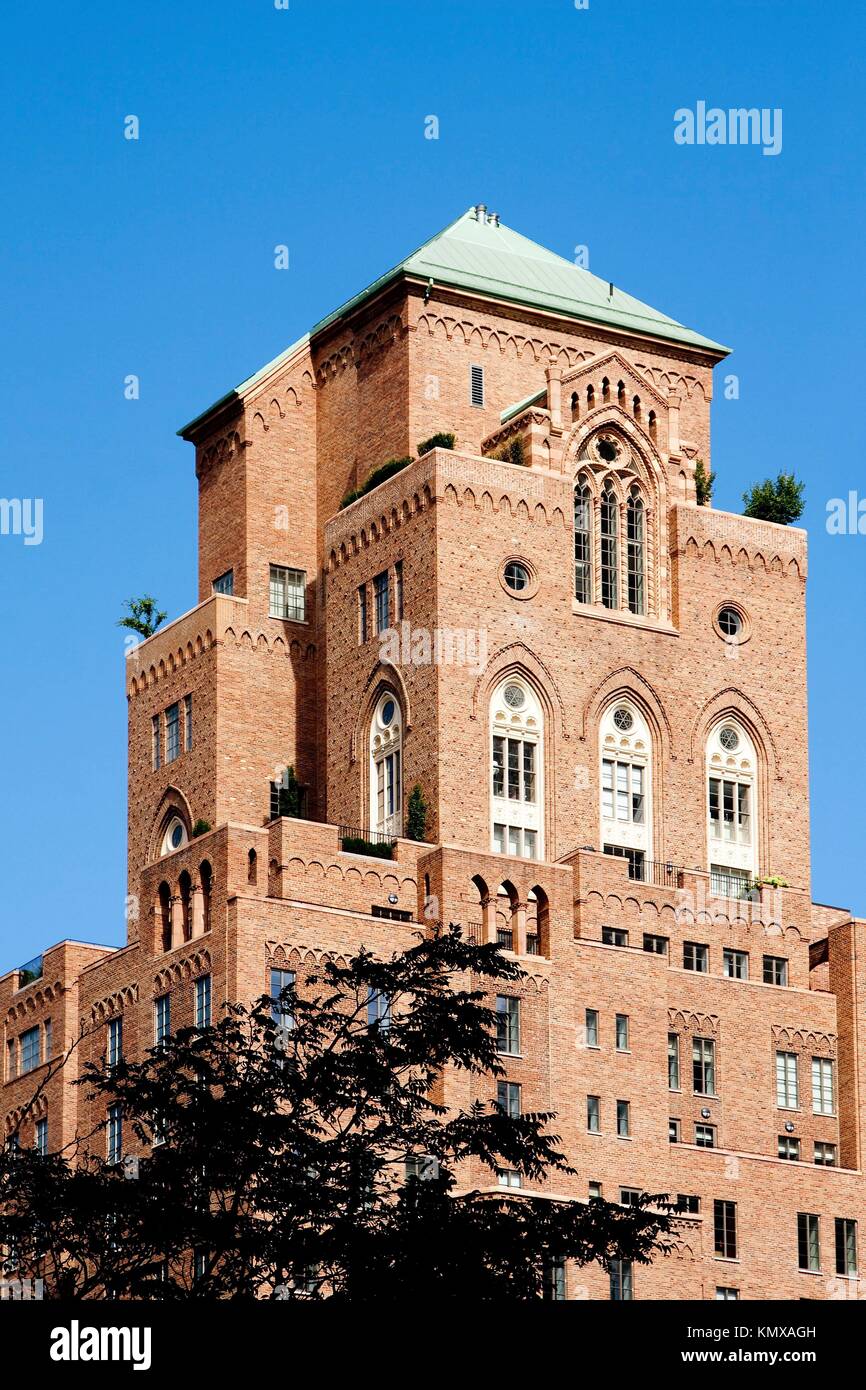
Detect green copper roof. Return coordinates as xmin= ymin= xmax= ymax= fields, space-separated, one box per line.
xmin=179 ymin=206 xmax=727 ymax=437
xmin=311 ymin=206 xmax=729 ymax=354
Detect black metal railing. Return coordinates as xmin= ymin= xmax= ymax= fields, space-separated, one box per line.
xmin=338 ymin=825 xmax=397 ymax=860
xmin=496 ymin=928 xmax=514 ymax=951
xmin=709 ymin=869 xmax=762 ymax=901
xmin=526 ymin=933 xmax=540 ymax=956
xmin=604 ymin=849 xmax=684 ymax=888
xmin=466 ymin=922 xmax=483 ymax=944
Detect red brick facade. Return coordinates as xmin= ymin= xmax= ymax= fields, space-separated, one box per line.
xmin=3 ymin=210 xmax=863 ymax=1301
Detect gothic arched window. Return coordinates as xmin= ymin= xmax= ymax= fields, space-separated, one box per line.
xmin=490 ymin=678 xmax=543 ymax=861
xmin=600 ymin=484 xmax=619 ymax=610
xmin=706 ymin=721 xmax=757 ymax=897
xmin=370 ymin=692 xmax=402 ymax=837
xmin=574 ymin=475 xmax=593 ymax=604
xmin=600 ymin=701 xmax=652 ymax=878
xmin=626 ymin=486 xmax=645 ymax=615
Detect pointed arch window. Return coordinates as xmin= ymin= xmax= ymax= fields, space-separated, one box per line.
xmin=370 ymin=692 xmax=402 ymax=837
xmin=600 ymin=701 xmax=652 ymax=872
xmin=706 ymin=721 xmax=757 ymax=892
xmin=600 ymin=485 xmax=619 ymax=609
xmin=574 ymin=476 xmax=593 ymax=604
xmin=626 ymin=486 xmax=645 ymax=615
xmin=490 ymin=678 xmax=543 ymax=860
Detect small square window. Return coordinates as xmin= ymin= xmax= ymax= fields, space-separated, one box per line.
xmin=778 ymin=1135 xmax=801 ymax=1161
xmin=676 ymin=1194 xmax=700 ymax=1214
xmin=763 ymin=955 xmax=788 ymax=986
xmin=723 ymin=948 xmax=749 ymax=980
xmin=497 ymin=1167 xmax=521 ymax=1189
xmin=695 ymin=1123 xmax=716 ymax=1148
xmin=620 ymin=1188 xmax=641 ymax=1207
xmin=588 ymin=1181 xmax=603 ymax=1199
xmin=212 ymin=570 xmax=234 ymax=596
xmin=602 ymin=926 xmax=628 ymax=947
xmin=643 ymin=933 xmax=668 ymax=956
xmin=496 ymin=1080 xmax=521 ymax=1118
xmin=683 ymin=941 xmax=709 ymax=973
xmin=814 ymin=1142 xmax=837 ymax=1167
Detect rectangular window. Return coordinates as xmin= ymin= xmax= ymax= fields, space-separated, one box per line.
xmin=585 ymin=1008 xmax=599 ymax=1047
xmin=683 ymin=941 xmax=709 ymax=973
xmin=184 ymin=694 xmax=193 ymax=752
xmin=714 ymin=1200 xmax=737 ymax=1259
xmin=609 ymin=1258 xmax=633 ymax=1301
xmin=367 ymin=987 xmax=391 ymax=1031
xmin=497 ymin=1168 xmax=521 ymax=1189
xmin=715 ymin=1287 xmax=739 ymax=1301
xmin=668 ymin=1033 xmax=680 ymax=1090
xmin=496 ymin=996 xmax=520 ymax=1055
xmin=814 ymin=1142 xmax=837 ymax=1167
xmin=108 ymin=1016 xmax=123 ymax=1070
xmin=107 ymin=1104 xmax=123 ymax=1166
xmin=763 ymin=955 xmax=788 ymax=986
xmin=776 ymin=1050 xmax=799 ymax=1109
xmin=165 ymin=702 xmax=180 ymax=763
xmin=35 ymin=1116 xmax=48 ymax=1157
xmin=496 ymin=1081 xmax=521 ymax=1118
xmin=269 ymin=565 xmax=306 ymax=622
xmin=154 ymin=995 xmax=171 ymax=1048
xmin=616 ymin=1099 xmax=630 ymax=1137
xmin=723 ymin=948 xmax=749 ymax=980
xmin=358 ymin=584 xmax=368 ymax=642
xmin=695 ymin=1124 xmax=716 ymax=1148
xmin=616 ymin=1014 xmax=629 ymax=1051
xmin=373 ymin=570 xmax=390 ymax=634
xmin=20 ymin=1026 xmax=40 ymax=1074
xmin=212 ymin=569 xmax=234 ymax=596
xmin=543 ymin=1259 xmax=567 ymax=1301
xmin=798 ymin=1212 xmax=820 ymax=1272
xmin=835 ymin=1219 xmax=857 ymax=1277
xmin=470 ymin=363 xmax=485 ymax=407
xmin=602 ymin=926 xmax=628 ymax=947
xmin=710 ymin=864 xmax=753 ymax=900
xmin=602 ymin=760 xmax=644 ymax=825
xmin=620 ymin=1188 xmax=641 ymax=1207
xmin=270 ymin=968 xmax=295 ymax=1029
xmin=778 ymin=1135 xmax=801 ymax=1161
xmin=589 ymin=1181 xmax=603 ymax=1199
xmin=643 ymin=933 xmax=669 ymax=956
xmin=587 ymin=1095 xmax=600 ymax=1133
xmin=492 ymin=736 xmax=505 ymax=798
xmin=811 ymin=1057 xmax=835 ymax=1115
xmin=152 ymin=713 xmax=161 ymax=770
xmin=677 ymin=1194 xmax=700 ymax=1215
xmin=394 ymin=561 xmax=404 ymax=621
xmin=692 ymin=1037 xmax=716 ymax=1096
xmin=669 ymin=1118 xmax=680 ymax=1143
xmin=195 ymin=974 xmax=212 ymax=1028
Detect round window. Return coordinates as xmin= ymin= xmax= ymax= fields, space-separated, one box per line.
xmin=381 ymin=698 xmax=396 ymax=727
xmin=719 ymin=726 xmax=740 ymax=752
xmin=613 ymin=707 xmax=634 ymax=732
xmin=504 ymin=684 xmax=526 ymax=710
xmin=597 ymin=438 xmax=618 ymax=462
xmin=170 ymin=823 xmax=184 ymax=849
xmin=503 ymin=561 xmax=530 ymax=593
xmin=717 ymin=606 xmax=743 ymax=639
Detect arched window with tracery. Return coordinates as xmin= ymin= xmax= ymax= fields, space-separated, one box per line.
xmin=706 ymin=720 xmax=758 ymax=897
xmin=600 ymin=484 xmax=619 ymax=609
xmin=370 ymin=691 xmax=402 ymax=837
xmin=490 ymin=677 xmax=543 ymax=861
xmin=626 ymin=486 xmax=645 ymax=615
xmin=600 ymin=700 xmax=652 ymax=878
xmin=574 ymin=475 xmax=593 ymax=604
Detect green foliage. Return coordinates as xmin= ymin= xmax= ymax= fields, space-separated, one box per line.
xmin=417 ymin=432 xmax=455 ymax=456
xmin=340 ymin=835 xmax=395 ymax=860
xmin=191 ymin=819 xmax=211 ymax=838
xmin=742 ymin=472 xmax=805 ymax=526
xmin=0 ymin=930 xmax=673 ymax=1299
xmin=406 ymin=785 xmax=428 ymax=842
xmin=277 ymin=766 xmax=302 ymax=819
xmin=756 ymin=875 xmax=789 ymax=889
xmin=116 ymin=596 xmax=167 ymax=640
xmin=339 ymin=457 xmax=415 ymax=510
xmin=492 ymin=436 xmax=525 ymax=468
xmin=693 ymin=458 xmax=715 ymax=506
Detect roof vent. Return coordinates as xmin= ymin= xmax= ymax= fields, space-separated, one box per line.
xmin=474 ymin=202 xmax=487 ymax=221
xmin=488 ymin=212 xmax=500 ymax=227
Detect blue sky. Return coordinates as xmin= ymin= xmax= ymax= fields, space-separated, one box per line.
xmin=2 ymin=0 xmax=864 ymax=966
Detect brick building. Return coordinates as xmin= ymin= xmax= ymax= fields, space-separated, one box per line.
xmin=3 ymin=205 xmax=864 ymax=1300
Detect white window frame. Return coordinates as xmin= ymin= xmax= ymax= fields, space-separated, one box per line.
xmin=269 ymin=565 xmax=306 ymax=623
xmin=490 ymin=679 xmax=543 ymax=860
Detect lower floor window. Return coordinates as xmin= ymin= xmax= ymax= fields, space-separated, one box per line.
xmin=609 ymin=1258 xmax=633 ymax=1300
xmin=493 ymin=824 xmax=537 ymax=859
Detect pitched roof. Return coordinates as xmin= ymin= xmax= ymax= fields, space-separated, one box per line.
xmin=179 ymin=206 xmax=727 ymax=437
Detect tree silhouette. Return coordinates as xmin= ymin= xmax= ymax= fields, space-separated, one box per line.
xmin=0 ymin=930 xmax=674 ymax=1299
